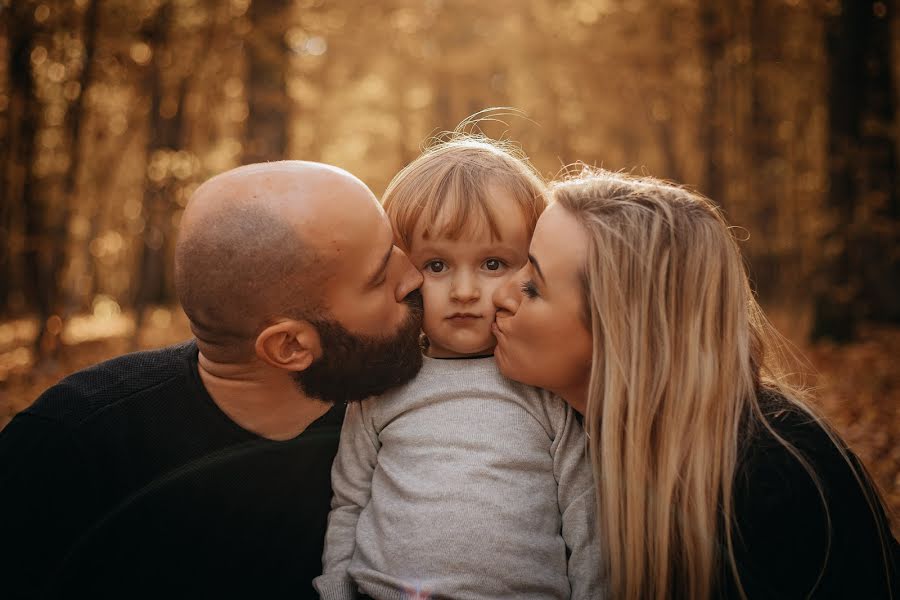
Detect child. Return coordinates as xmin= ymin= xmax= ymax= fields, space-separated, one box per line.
xmin=313 ymin=137 xmax=601 ymax=600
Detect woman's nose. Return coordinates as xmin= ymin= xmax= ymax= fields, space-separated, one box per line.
xmin=492 ymin=270 xmax=522 ymax=316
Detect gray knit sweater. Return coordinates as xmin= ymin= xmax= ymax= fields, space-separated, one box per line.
xmin=313 ymin=356 xmax=603 ymax=600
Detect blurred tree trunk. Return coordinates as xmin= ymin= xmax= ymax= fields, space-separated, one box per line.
xmin=242 ymin=0 xmax=292 ymax=164
xmin=547 ymin=80 xmax=573 ymax=166
xmin=813 ymin=0 xmax=899 ymax=341
xmin=7 ymin=3 xmax=43 ymax=323
xmin=32 ymin=0 xmax=101 ymax=357
xmin=59 ymin=0 xmax=99 ymax=253
xmin=812 ymin=0 xmax=869 ymax=342
xmin=133 ymin=1 xmax=184 ymax=334
xmin=856 ymin=0 xmax=899 ymax=325
xmin=699 ymin=0 xmax=725 ymax=208
xmin=433 ymin=69 xmax=452 ymax=131
xmin=0 ymin=12 xmax=17 ymax=315
xmin=748 ymin=0 xmax=782 ymax=297
xmin=645 ymin=10 xmax=682 ymax=183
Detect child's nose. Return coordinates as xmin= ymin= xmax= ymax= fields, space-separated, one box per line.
xmin=450 ymin=271 xmax=480 ymax=303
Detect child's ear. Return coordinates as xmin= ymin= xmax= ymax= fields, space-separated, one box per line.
xmin=254 ymin=320 xmax=321 ymax=372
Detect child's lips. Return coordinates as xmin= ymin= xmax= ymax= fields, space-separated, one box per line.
xmin=446 ymin=313 xmax=482 ymax=322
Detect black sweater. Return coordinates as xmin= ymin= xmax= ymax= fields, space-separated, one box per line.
xmin=719 ymin=396 xmax=899 ymax=598
xmin=0 ymin=341 xmax=344 ymax=599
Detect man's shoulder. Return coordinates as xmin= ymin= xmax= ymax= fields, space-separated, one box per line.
xmin=24 ymin=340 xmax=199 ymax=428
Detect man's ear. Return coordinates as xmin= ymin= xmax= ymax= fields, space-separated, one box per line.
xmin=254 ymin=320 xmax=321 ymax=372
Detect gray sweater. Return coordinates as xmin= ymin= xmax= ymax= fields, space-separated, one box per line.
xmin=313 ymin=356 xmax=603 ymax=600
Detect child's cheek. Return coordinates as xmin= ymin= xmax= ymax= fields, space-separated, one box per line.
xmin=418 ymin=276 xmax=446 ymax=337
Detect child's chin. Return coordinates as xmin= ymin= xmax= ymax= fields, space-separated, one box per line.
xmin=430 ymin=337 xmax=496 ymax=358
xmin=450 ymin=340 xmax=497 ymax=356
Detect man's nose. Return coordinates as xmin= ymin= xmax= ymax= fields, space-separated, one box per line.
xmin=492 ymin=269 xmax=523 ymax=316
xmin=394 ymin=246 xmax=423 ymax=302
xmin=450 ymin=270 xmax=480 ymax=303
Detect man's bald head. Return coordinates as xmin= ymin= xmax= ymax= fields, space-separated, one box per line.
xmin=175 ymin=161 xmax=383 ymax=362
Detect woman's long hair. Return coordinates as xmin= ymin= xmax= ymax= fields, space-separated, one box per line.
xmin=552 ymin=168 xmax=892 ymax=600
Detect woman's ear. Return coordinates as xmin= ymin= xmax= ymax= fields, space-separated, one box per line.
xmin=254 ymin=320 xmax=321 ymax=372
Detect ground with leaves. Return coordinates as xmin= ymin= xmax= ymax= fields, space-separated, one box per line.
xmin=1 ymin=308 xmax=898 ymax=529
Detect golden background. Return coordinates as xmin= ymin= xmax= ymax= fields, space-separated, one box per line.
xmin=1 ymin=0 xmax=897 ymax=517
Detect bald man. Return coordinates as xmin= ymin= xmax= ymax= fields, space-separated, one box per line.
xmin=0 ymin=162 xmax=424 ymax=599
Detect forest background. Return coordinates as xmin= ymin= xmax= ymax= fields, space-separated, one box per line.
xmin=1 ymin=0 xmax=898 ymax=518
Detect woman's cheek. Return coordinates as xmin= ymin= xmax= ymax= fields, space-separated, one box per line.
xmin=514 ymin=315 xmax=545 ymax=380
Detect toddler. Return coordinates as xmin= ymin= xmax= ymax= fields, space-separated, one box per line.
xmin=313 ymin=137 xmax=600 ymax=600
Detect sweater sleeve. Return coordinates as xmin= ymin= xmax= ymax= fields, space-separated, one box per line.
xmin=313 ymin=400 xmax=380 ymax=600
xmin=547 ymin=393 xmax=605 ymax=599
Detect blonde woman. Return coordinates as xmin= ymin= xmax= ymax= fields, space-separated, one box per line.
xmin=491 ymin=168 xmax=899 ymax=599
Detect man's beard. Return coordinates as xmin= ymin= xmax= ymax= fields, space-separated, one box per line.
xmin=293 ymin=290 xmax=424 ymax=404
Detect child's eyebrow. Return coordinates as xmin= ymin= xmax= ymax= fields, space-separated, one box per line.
xmin=366 ymin=245 xmax=393 ymax=286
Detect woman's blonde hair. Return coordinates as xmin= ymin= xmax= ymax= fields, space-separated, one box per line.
xmin=382 ymin=134 xmax=547 ymax=251
xmin=552 ymin=168 xmax=893 ymax=599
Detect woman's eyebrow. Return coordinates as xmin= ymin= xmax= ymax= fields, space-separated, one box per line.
xmin=528 ymin=254 xmax=546 ymax=283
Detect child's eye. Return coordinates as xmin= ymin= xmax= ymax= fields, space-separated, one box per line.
xmin=425 ymin=260 xmax=446 ymax=273
xmin=520 ymin=280 xmax=539 ymax=298
xmin=483 ymin=258 xmax=505 ymax=271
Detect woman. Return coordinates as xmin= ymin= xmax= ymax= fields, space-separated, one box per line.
xmin=491 ymin=168 xmax=899 ymax=599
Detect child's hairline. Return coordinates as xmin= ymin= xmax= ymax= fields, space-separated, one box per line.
xmin=383 ymin=138 xmax=548 ymax=251
xmin=387 ymin=174 xmax=545 ymax=253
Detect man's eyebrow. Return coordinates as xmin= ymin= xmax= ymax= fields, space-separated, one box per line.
xmin=367 ymin=245 xmax=393 ymax=286
xmin=528 ymin=253 xmax=545 ymax=283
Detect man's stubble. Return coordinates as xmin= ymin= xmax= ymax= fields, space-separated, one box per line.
xmin=293 ymin=289 xmax=424 ymax=404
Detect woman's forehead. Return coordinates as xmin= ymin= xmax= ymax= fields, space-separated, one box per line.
xmin=532 ymin=206 xmax=588 ymax=274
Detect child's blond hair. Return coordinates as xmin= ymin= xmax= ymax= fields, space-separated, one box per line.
xmin=382 ymin=135 xmax=547 ymax=250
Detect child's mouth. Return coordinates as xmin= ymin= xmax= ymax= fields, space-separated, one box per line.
xmin=447 ymin=313 xmax=482 ymax=322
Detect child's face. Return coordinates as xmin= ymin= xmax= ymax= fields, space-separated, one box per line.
xmin=408 ymin=186 xmax=530 ymax=358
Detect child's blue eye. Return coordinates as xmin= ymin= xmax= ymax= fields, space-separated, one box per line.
xmin=484 ymin=259 xmax=503 ymax=271
xmin=425 ymin=260 xmax=446 ymax=273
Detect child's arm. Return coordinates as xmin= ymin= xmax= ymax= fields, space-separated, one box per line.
xmin=312 ymin=401 xmax=380 ymax=600
xmin=549 ymin=395 xmax=607 ymax=599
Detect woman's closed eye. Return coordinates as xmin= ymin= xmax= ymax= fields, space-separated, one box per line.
xmin=520 ymin=280 xmax=539 ymax=298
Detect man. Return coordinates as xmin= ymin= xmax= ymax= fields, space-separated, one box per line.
xmin=0 ymin=162 xmax=424 ymax=598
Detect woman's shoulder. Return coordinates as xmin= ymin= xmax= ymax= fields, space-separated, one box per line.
xmin=739 ymin=393 xmax=849 ymax=474
xmin=736 ymin=390 xmax=887 ymax=524
xmin=727 ymin=390 xmax=899 ymax=598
